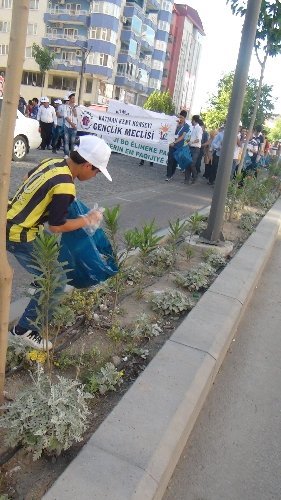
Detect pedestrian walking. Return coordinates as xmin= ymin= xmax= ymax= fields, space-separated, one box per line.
xmin=64 ymin=92 xmax=78 ymax=156
xmin=18 ymin=95 xmax=27 ymax=115
xmin=195 ymin=121 xmax=208 ymax=174
xmin=51 ymin=99 xmax=64 ymax=153
xmin=7 ymin=135 xmax=112 ymax=350
xmin=184 ymin=115 xmax=203 ymax=184
xmin=30 ymin=97 xmax=39 ymax=119
xmin=37 ymin=97 xmax=57 ymax=150
xmin=208 ymin=125 xmax=224 ymax=185
xmin=166 ymin=110 xmax=190 ymax=181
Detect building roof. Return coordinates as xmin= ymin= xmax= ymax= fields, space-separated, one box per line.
xmin=174 ymin=4 xmax=205 ymax=36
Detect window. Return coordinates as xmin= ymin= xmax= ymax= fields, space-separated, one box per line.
xmin=117 ymin=63 xmax=126 ymax=76
xmin=30 ymin=0 xmax=39 ymax=9
xmin=1 ymin=0 xmax=12 ymax=7
xmin=158 ymin=20 xmax=170 ymax=32
xmin=48 ymin=75 xmax=77 ymax=90
xmin=21 ymin=71 xmax=43 ymax=87
xmin=27 ymin=23 xmax=38 ymax=35
xmin=128 ymin=39 xmax=137 ymax=57
xmin=0 ymin=45 xmax=9 ymax=55
xmin=85 ymin=79 xmax=92 ymax=93
xmin=89 ymin=27 xmax=116 ymax=43
xmin=91 ymin=1 xmax=120 ymax=18
xmin=61 ymin=51 xmax=77 ymax=62
xmin=46 ymin=27 xmax=57 ymax=36
xmin=155 ymin=39 xmax=167 ymax=51
xmin=143 ymin=25 xmax=155 ymax=46
xmin=160 ymin=0 xmax=172 ymax=13
xmin=0 ymin=21 xmax=10 ymax=32
xmin=25 ymin=47 xmax=33 ymax=58
xmin=64 ymin=28 xmax=78 ymax=39
xmin=149 ymin=77 xmax=161 ymax=90
xmin=131 ymin=15 xmax=142 ymax=36
xmin=66 ymin=3 xmax=81 ymax=14
xmin=87 ymin=52 xmax=113 ymax=68
xmin=151 ymin=59 xmax=164 ymax=71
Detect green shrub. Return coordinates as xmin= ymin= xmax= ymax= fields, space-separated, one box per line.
xmin=174 ymin=263 xmax=215 ymax=291
xmin=0 ymin=368 xmax=92 ymax=460
xmin=85 ymin=362 xmax=124 ymax=395
xmin=151 ymin=290 xmax=194 ymax=315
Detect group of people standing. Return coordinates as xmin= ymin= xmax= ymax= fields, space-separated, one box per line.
xmin=166 ymin=112 xmax=268 ymax=185
xmin=18 ymin=92 xmax=78 ymax=155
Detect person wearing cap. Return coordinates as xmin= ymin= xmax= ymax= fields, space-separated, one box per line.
xmin=51 ymin=99 xmax=64 ymax=153
xmin=166 ymin=110 xmax=190 ymax=181
xmin=64 ymin=91 xmax=78 ymax=156
xmin=37 ymin=97 xmax=57 ymax=150
xmin=6 ymin=135 xmax=112 ymax=351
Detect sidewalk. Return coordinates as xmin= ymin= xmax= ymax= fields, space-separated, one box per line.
xmin=164 ymin=235 xmax=281 ymax=500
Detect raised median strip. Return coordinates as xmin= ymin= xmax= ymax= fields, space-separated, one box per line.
xmin=43 ymin=197 xmax=281 ymax=500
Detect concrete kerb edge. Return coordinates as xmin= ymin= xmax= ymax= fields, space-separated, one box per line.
xmin=44 ymin=198 xmax=281 ymax=500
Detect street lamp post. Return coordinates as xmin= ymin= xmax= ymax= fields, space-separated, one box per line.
xmin=201 ymin=0 xmax=262 ymax=243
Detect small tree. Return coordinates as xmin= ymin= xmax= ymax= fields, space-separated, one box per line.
xmin=143 ymin=90 xmax=175 ymax=115
xmin=32 ymin=43 xmax=54 ymax=93
xmin=268 ymin=116 xmax=281 ymax=143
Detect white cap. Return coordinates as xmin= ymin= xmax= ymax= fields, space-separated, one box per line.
xmin=68 ymin=91 xmax=75 ymax=98
xmin=63 ymin=95 xmax=70 ymax=101
xmin=54 ymin=99 xmax=62 ymax=104
xmin=40 ymin=96 xmax=49 ymax=103
xmin=74 ymin=135 xmax=112 ymax=182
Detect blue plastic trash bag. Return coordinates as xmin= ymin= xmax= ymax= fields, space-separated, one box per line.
xmin=59 ymin=199 xmax=118 ymax=289
xmin=173 ymin=145 xmax=192 ymax=171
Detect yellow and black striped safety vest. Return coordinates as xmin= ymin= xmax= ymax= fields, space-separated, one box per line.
xmin=7 ymin=158 xmax=76 ymax=243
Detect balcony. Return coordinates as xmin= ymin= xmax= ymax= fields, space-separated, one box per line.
xmin=43 ymin=33 xmax=87 ymax=49
xmin=145 ymin=0 xmax=160 ymax=13
xmin=44 ymin=9 xmax=90 ymax=26
xmin=140 ymin=38 xmax=154 ymax=53
xmin=52 ymin=57 xmax=82 ymax=72
xmin=125 ymin=0 xmax=144 ymax=9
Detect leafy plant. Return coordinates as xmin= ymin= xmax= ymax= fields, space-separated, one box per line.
xmin=168 ymin=218 xmax=189 ymax=259
xmin=174 ymin=263 xmax=215 ymax=291
xmin=65 ymin=288 xmax=102 ymax=322
xmin=30 ymin=228 xmax=69 ymax=372
xmin=239 ymin=212 xmax=260 ymax=233
xmin=6 ymin=336 xmax=31 ymax=371
xmin=123 ymin=266 xmax=142 ymax=285
xmin=127 ymin=347 xmax=150 ymax=360
xmin=85 ymin=362 xmax=124 ymax=395
xmin=203 ymin=249 xmax=227 ymax=269
xmin=225 ymin=179 xmax=242 ymax=221
xmin=32 ymin=43 xmax=54 ymax=90
xmin=107 ymin=323 xmax=129 ymax=343
xmin=143 ymin=90 xmax=175 ymax=115
xmin=186 ymin=212 xmax=206 ymax=240
xmin=146 ymin=246 xmax=174 ymax=269
xmin=0 ymin=368 xmax=92 ymax=460
xmin=131 ymin=313 xmax=163 ymax=340
xmin=185 ymin=244 xmax=195 ymax=261
xmin=151 ymin=290 xmax=194 ymax=316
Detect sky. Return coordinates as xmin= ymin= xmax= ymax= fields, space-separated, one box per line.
xmin=178 ymin=0 xmax=281 ymax=116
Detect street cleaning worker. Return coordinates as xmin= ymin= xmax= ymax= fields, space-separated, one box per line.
xmin=7 ymin=135 xmax=112 ymax=351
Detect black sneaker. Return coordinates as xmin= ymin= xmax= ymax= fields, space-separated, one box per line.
xmin=10 ymin=325 xmax=52 ymax=351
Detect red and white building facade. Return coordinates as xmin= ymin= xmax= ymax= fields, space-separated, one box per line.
xmin=162 ymin=4 xmax=205 ymax=115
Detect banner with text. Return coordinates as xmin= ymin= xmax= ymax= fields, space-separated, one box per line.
xmin=77 ymin=107 xmax=177 ymax=164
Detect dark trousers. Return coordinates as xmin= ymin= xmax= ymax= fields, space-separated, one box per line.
xmin=52 ymin=124 xmax=64 ymax=150
xmin=204 ymin=161 xmax=212 ymax=179
xmin=166 ymin=146 xmax=177 ymax=178
xmin=185 ymin=147 xmax=200 ymax=182
xmin=209 ymin=151 xmax=219 ymax=184
xmin=195 ymin=148 xmax=204 ymax=173
xmin=40 ymin=121 xmax=53 ymax=149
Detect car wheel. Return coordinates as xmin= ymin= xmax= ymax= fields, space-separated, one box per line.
xmin=13 ymin=135 xmax=28 ymax=161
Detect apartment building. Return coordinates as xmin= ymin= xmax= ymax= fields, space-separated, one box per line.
xmin=162 ymin=4 xmax=204 ymax=114
xmin=0 ymin=0 xmax=174 ymax=105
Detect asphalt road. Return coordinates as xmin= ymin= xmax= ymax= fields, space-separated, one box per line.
xmin=8 ymin=149 xmax=212 ymax=301
xmin=163 ymin=237 xmax=281 ymax=500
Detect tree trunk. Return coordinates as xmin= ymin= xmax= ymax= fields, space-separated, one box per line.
xmin=238 ymin=51 xmax=268 ymax=174
xmin=0 ymin=1 xmax=30 ymax=403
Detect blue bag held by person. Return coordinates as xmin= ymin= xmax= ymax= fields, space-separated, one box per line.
xmin=173 ymin=144 xmax=192 ymax=171
xmin=59 ymin=199 xmax=118 ymax=289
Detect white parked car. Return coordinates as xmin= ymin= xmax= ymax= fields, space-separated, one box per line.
xmin=13 ymin=110 xmax=41 ymax=161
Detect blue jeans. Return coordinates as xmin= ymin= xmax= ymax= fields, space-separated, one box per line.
xmin=52 ymin=125 xmax=64 ymax=150
xmin=7 ymin=240 xmax=63 ymax=331
xmin=64 ymin=126 xmax=77 ymax=156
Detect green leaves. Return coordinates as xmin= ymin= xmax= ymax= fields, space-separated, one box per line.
xmin=32 ymin=43 xmax=54 ymax=74
xmin=143 ymin=90 xmax=175 ymax=115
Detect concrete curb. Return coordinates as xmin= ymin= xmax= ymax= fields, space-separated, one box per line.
xmin=41 ymin=198 xmax=281 ymax=499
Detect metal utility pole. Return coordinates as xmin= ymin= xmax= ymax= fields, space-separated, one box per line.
xmin=77 ymin=47 xmax=92 ymax=105
xmin=202 ymin=0 xmax=262 ymax=243
xmin=0 ymin=1 xmax=30 ymax=402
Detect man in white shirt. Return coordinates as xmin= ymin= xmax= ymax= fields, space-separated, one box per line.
xmin=185 ymin=115 xmax=203 ymax=184
xmin=64 ymin=91 xmax=78 ymax=156
xmin=37 ymin=97 xmax=57 ymax=150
